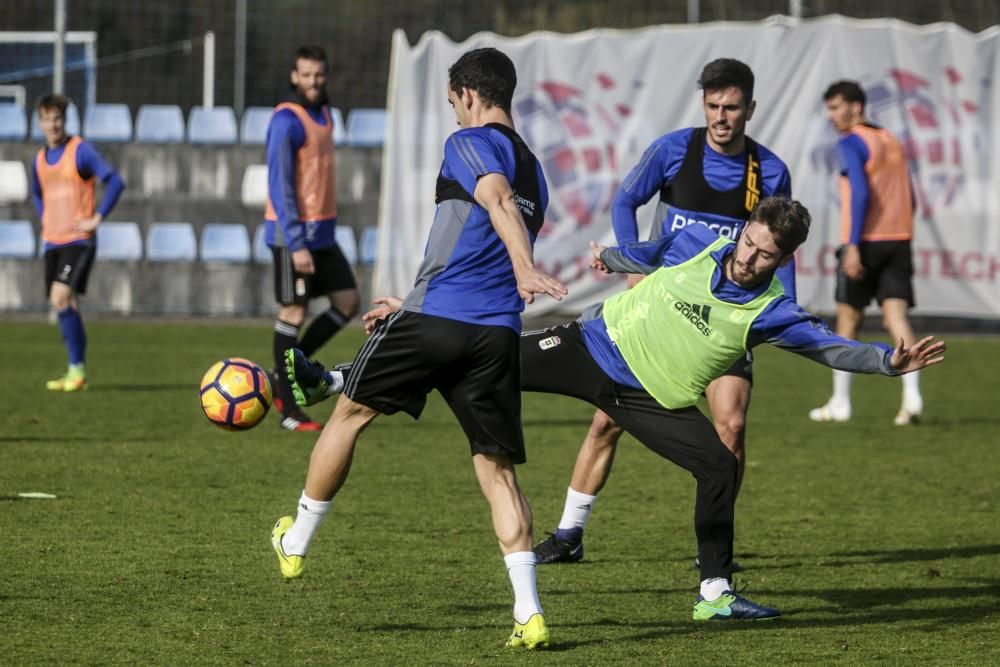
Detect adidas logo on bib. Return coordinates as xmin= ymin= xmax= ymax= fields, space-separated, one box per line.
xmin=674 ymin=301 xmax=713 ymax=337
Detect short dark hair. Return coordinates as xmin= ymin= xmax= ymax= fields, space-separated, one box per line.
xmin=698 ymin=58 xmax=754 ymax=103
xmin=293 ymin=45 xmax=327 ymax=70
xmin=36 ymin=93 xmax=70 ymax=117
xmin=448 ymin=48 xmax=517 ymax=114
xmin=749 ymin=196 xmax=811 ymax=255
xmin=823 ymin=80 xmax=866 ymax=110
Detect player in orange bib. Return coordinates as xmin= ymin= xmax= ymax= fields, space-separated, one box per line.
xmin=809 ymin=80 xmax=923 ymax=425
xmin=31 ymin=94 xmax=126 ymax=392
xmin=263 ymin=45 xmax=360 ymax=431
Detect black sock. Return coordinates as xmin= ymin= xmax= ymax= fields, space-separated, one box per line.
xmin=298 ymin=307 xmax=350 ymax=357
xmin=273 ymin=319 xmax=301 ymax=412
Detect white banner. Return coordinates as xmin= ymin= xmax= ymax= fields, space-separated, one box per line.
xmin=376 ymin=15 xmax=1000 ymax=319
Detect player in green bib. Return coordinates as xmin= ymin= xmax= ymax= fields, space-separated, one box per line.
xmin=286 ymin=196 xmax=946 ymax=621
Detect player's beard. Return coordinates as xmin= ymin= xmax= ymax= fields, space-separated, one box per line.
xmin=293 ymin=85 xmax=329 ymax=109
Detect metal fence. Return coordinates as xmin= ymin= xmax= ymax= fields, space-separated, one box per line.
xmin=2 ymin=0 xmax=997 ymax=117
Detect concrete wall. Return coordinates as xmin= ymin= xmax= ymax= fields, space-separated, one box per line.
xmin=0 ymin=142 xmax=382 ymax=316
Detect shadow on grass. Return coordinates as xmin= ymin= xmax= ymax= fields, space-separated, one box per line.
xmin=90 ymin=383 xmax=193 ymax=392
xmin=364 ymin=590 xmax=998 ymax=649
xmin=826 ymin=544 xmax=1000 ymax=564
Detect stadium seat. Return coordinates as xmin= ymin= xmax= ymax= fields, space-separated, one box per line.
xmin=331 ymin=107 xmax=347 ymax=145
xmin=345 ymin=108 xmax=387 ymax=147
xmin=135 ymin=105 xmax=185 ymax=143
xmin=360 ymin=225 xmax=378 ymax=265
xmin=200 ymin=223 xmax=251 ymax=263
xmin=240 ymin=106 xmax=272 ymax=144
xmin=0 ymin=220 xmax=35 ymax=258
xmin=0 ymin=161 xmax=29 ymax=203
xmin=0 ymin=104 xmax=28 ymax=140
xmin=146 ymin=222 xmax=197 ymax=261
xmin=83 ymin=103 xmax=132 ymax=142
xmin=30 ymin=102 xmax=81 ymax=140
xmin=96 ymin=222 xmax=143 ymax=260
xmin=336 ymin=225 xmax=358 ymax=265
xmin=252 ymin=224 xmax=270 ymax=263
xmin=241 ymin=164 xmax=268 ymax=207
xmin=188 ymin=106 xmax=238 ymax=145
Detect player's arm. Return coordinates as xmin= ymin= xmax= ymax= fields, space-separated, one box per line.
xmin=751 ymin=297 xmax=944 ymax=374
xmin=838 ymin=134 xmax=870 ymax=280
xmin=474 ymin=173 xmax=566 ymax=304
xmin=266 ymin=110 xmax=312 ymax=271
xmin=31 ymin=161 xmax=43 ymax=219
xmin=593 ymin=236 xmax=672 ymax=274
xmin=611 ymin=141 xmax=670 ymax=245
xmin=75 ymin=141 xmax=126 ymax=232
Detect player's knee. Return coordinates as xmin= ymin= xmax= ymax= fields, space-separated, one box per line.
xmin=714 ymin=414 xmax=746 ymax=453
xmin=588 ymin=411 xmax=623 ymax=441
xmin=278 ymin=305 xmax=306 ymax=326
xmin=49 ymin=291 xmax=71 ymax=311
xmin=336 ymin=291 xmax=360 ymax=319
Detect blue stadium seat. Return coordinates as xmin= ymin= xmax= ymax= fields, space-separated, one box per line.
xmin=0 ymin=161 xmax=29 ymax=203
xmin=335 ymin=226 xmax=358 ymax=265
xmin=146 ymin=222 xmax=197 ymax=261
xmin=0 ymin=220 xmax=35 ymax=258
xmin=360 ymin=225 xmax=378 ymax=265
xmin=188 ymin=106 xmax=238 ymax=145
xmin=240 ymin=106 xmax=272 ymax=144
xmin=345 ymin=108 xmax=387 ymax=147
xmin=0 ymin=104 xmax=27 ymax=141
xmin=252 ymin=225 xmax=270 ymax=264
xmin=200 ymin=223 xmax=250 ymax=263
xmin=30 ymin=103 xmax=81 ymax=140
xmin=135 ymin=105 xmax=185 ymax=143
xmin=83 ymin=104 xmax=132 ymax=142
xmin=96 ymin=222 xmax=142 ymax=260
xmin=330 ymin=107 xmax=347 ymax=144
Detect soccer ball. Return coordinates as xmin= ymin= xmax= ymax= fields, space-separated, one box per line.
xmin=199 ymin=358 xmax=272 ymax=430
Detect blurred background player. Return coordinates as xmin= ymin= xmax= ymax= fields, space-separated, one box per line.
xmin=534 ymin=58 xmax=793 ymax=567
xmin=264 ymin=44 xmax=359 ymax=431
xmin=272 ymin=48 xmax=566 ymax=649
xmin=32 ymin=93 xmax=126 ymax=392
xmin=809 ymin=80 xmax=923 ymax=425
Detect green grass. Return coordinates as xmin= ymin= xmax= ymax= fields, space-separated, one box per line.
xmin=2 ymin=320 xmax=998 ymax=664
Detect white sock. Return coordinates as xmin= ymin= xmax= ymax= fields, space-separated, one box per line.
xmin=325 ymin=370 xmax=345 ymax=395
xmin=901 ymin=370 xmax=922 ymax=410
xmin=282 ymin=492 xmax=331 ymax=556
xmin=700 ymin=577 xmax=732 ymax=601
xmin=557 ymin=487 xmax=598 ymax=531
xmin=831 ymin=370 xmax=852 ymax=408
xmin=504 ymin=551 xmax=542 ymax=623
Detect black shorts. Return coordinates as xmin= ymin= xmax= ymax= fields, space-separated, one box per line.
xmin=44 ymin=239 xmax=97 ymax=296
xmin=519 ymin=322 xmax=727 ymax=463
xmin=343 ymin=310 xmax=526 ymax=463
xmin=836 ymin=241 xmax=914 ymax=309
xmin=271 ymin=244 xmax=357 ymax=306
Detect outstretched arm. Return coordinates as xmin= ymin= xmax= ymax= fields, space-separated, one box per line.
xmin=751 ymin=298 xmax=946 ymax=375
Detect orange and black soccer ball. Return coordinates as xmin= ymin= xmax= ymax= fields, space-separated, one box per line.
xmin=199 ymin=358 xmax=272 ymax=430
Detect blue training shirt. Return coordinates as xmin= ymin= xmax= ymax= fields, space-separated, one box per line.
xmin=612 ymin=127 xmax=797 ymax=299
xmin=400 ymin=125 xmax=549 ymax=333
xmin=264 ymin=106 xmax=337 ymax=251
xmin=579 ymin=224 xmax=897 ymax=390
xmin=31 ymin=138 xmax=126 ymax=250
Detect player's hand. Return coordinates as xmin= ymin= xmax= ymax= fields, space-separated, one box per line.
xmin=515 ymin=266 xmax=567 ymax=305
xmin=890 ymin=336 xmax=946 ymax=373
xmin=842 ymin=244 xmax=864 ymax=281
xmin=589 ymin=241 xmax=610 ymax=273
xmin=362 ymin=295 xmax=402 ymax=335
xmin=292 ymin=248 xmax=315 ymax=274
xmin=75 ymin=214 xmax=102 ymax=233
xmin=626 ymin=273 xmax=645 ymax=288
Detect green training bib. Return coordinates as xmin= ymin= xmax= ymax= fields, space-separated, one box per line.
xmin=603 ymin=237 xmax=784 ymax=409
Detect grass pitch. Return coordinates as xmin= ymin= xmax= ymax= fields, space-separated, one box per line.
xmin=2 ymin=320 xmax=998 ymax=664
